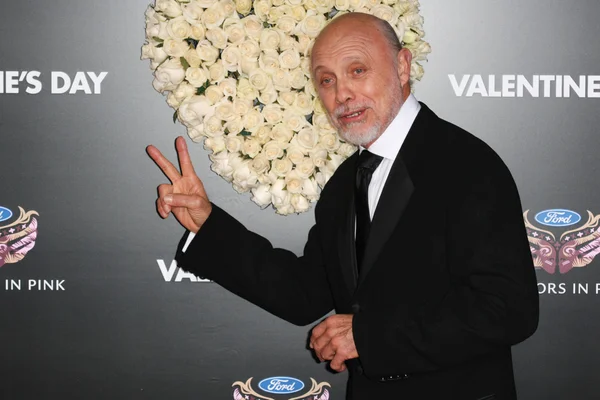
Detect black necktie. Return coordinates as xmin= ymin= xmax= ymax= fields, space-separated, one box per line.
xmin=355 ymin=150 xmax=383 ymax=275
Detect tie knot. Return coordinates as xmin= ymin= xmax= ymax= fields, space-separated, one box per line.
xmin=358 ymin=150 xmax=383 ymax=172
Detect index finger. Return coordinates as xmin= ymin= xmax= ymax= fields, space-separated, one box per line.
xmin=176 ymin=136 xmax=196 ymax=178
xmin=147 ymin=144 xmax=181 ymax=183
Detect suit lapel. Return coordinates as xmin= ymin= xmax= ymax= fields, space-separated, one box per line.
xmin=355 ymin=103 xmax=433 ymax=289
xmin=356 ymin=156 xmax=414 ymax=287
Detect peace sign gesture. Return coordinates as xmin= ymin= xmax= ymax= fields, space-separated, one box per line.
xmin=147 ymin=136 xmax=212 ymax=233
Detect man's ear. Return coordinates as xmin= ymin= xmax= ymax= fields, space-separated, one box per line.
xmin=397 ymin=48 xmax=413 ymax=87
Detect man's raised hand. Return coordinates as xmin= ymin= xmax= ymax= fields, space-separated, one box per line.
xmin=147 ymin=136 xmax=211 ymax=233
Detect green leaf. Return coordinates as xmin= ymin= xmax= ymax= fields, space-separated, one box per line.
xmin=152 ymin=36 xmax=164 ymax=43
xmin=240 ymin=130 xmax=252 ymax=136
xmin=156 ymin=43 xmax=163 ymax=48
xmin=196 ymin=86 xmax=206 ymax=95
xmin=180 ymin=57 xmax=190 ymax=70
xmin=173 ymin=110 xmax=178 ymax=124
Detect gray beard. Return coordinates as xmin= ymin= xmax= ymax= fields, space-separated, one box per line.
xmin=337 ymin=121 xmax=383 ymax=147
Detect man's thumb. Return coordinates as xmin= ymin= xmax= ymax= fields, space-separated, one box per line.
xmin=163 ymin=194 xmax=203 ymax=209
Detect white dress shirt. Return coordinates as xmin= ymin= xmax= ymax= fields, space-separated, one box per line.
xmin=182 ymin=94 xmax=421 ymax=251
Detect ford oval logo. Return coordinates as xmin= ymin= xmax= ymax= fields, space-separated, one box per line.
xmin=0 ymin=206 xmax=13 ymax=223
xmin=258 ymin=377 xmax=304 ymax=395
xmin=535 ymin=209 xmax=581 ymax=227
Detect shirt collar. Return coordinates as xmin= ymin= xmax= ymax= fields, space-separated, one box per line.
xmin=360 ymin=93 xmax=421 ymax=161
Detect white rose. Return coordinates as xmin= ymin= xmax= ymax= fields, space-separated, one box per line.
xmin=241 ymin=138 xmax=261 ymax=158
xmin=270 ymin=179 xmax=290 ymax=209
xmin=272 ymin=0 xmax=285 ymax=6
xmin=315 ymin=169 xmax=333 ymax=187
xmin=277 ymin=91 xmax=296 ymax=108
xmin=240 ymin=56 xmax=259 ymax=75
xmin=250 ymin=154 xmax=270 ymax=174
xmin=219 ymin=78 xmax=237 ymax=98
xmin=283 ymin=109 xmax=307 ymax=132
xmin=296 ymin=12 xmax=326 ymax=38
xmin=167 ymin=16 xmax=192 ymax=40
xmin=319 ymin=132 xmax=340 ymax=152
xmin=284 ymin=170 xmax=304 ymax=193
xmin=370 ymin=5 xmax=399 ymax=25
xmin=224 ymin=21 xmax=246 ymax=45
xmin=225 ymin=135 xmax=243 ymax=153
xmin=313 ymin=0 xmax=334 ymax=13
xmin=189 ymin=23 xmax=206 ymax=40
xmin=287 ymin=0 xmax=304 ymax=6
xmin=163 ymin=38 xmax=189 ymax=58
xmin=204 ymin=115 xmax=225 ymax=137
xmin=148 ymin=20 xmax=169 ymax=41
xmin=401 ymin=11 xmax=424 ymax=29
xmin=297 ymin=127 xmax=319 ymax=150
xmin=215 ymin=101 xmax=237 ymax=121
xmin=312 ymin=96 xmax=327 ymax=115
xmin=403 ymin=28 xmax=419 ymax=44
xmin=243 ymin=109 xmax=265 ymax=131
xmin=210 ymin=151 xmax=234 ymax=180
xmin=263 ymin=140 xmax=286 ymax=160
xmin=411 ymin=62 xmax=424 ymax=82
xmin=221 ymin=0 xmax=238 ymax=18
xmin=296 ymin=157 xmax=315 ymax=178
xmin=253 ymin=0 xmax=272 ymax=21
xmin=289 ymin=68 xmax=307 ymax=89
xmin=278 ymin=49 xmax=301 ymax=70
xmin=258 ymin=86 xmax=278 ymax=104
xmin=290 ymin=193 xmax=310 ymax=212
xmin=262 ymin=104 xmax=284 ymax=124
xmin=313 ymin=113 xmax=333 ymax=131
xmin=237 ymin=77 xmax=259 ymax=100
xmin=205 ymin=85 xmax=224 ymax=104
xmin=334 ymin=0 xmax=350 ymax=11
xmin=189 ymin=124 xmax=206 ymax=142
xmin=348 ymin=0 xmax=366 ymax=9
xmin=233 ymin=98 xmax=253 ymax=115
xmin=167 ymin=92 xmax=181 ymax=108
xmin=290 ymin=5 xmax=306 ymax=21
xmin=235 ymin=0 xmax=253 ymax=15
xmin=153 ymin=58 xmax=185 ymax=92
xmin=253 ymin=125 xmax=272 ymax=144
xmin=206 ymin=28 xmax=228 ymax=49
xmin=141 ymin=43 xmax=168 ymax=68
xmin=293 ymin=92 xmax=313 ymax=115
xmin=251 ymin=184 xmax=273 ymax=207
xmin=185 ymin=66 xmax=209 ymax=87
xmin=260 ymin=29 xmax=281 ymax=51
xmin=182 ymin=3 xmax=204 ymax=24
xmin=204 ymin=136 xmax=226 ymax=153
xmin=156 ymin=0 xmax=183 ymax=18
xmin=178 ymin=95 xmax=215 ymax=127
xmin=183 ymin=48 xmax=202 ymax=68
xmin=196 ymin=40 xmax=219 ymax=64
xmin=239 ymin=39 xmax=261 ymax=58
xmin=242 ymin=15 xmax=263 ymax=40
xmin=271 ymin=69 xmax=291 ymax=92
xmin=272 ymin=157 xmax=293 ymax=177
xmin=327 ymin=153 xmax=345 ymax=170
xmin=275 ymin=15 xmax=297 ymax=33
xmin=406 ymin=41 xmax=432 ymax=62
xmin=145 ymin=6 xmax=162 ymax=25
xmin=300 ymin=57 xmax=311 ymax=76
xmin=309 ymin=146 xmax=328 ymax=167
xmin=201 ymin=3 xmax=226 ymax=30
xmin=338 ymin=142 xmax=357 ymax=157
xmin=225 ymin=116 xmax=244 ymax=134
xmin=289 ymin=143 xmax=307 ymax=163
xmin=209 ymin=60 xmax=227 ymax=82
xmin=270 ymin=123 xmax=293 ymax=143
xmin=221 ymin=45 xmax=242 ymax=72
xmin=172 ymin=81 xmax=196 ymax=103
xmin=297 ymin=34 xmax=312 ymax=56
xmin=279 ymin=35 xmax=299 ymax=52
xmin=302 ymin=177 xmax=321 ymax=201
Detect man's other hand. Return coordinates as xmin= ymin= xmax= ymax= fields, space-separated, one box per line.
xmin=147 ymin=136 xmax=211 ymax=233
xmin=310 ymin=314 xmax=358 ymax=372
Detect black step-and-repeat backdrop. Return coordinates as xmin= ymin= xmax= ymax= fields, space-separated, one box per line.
xmin=1 ymin=0 xmax=599 ymax=398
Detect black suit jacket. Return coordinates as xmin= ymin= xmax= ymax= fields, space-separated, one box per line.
xmin=176 ymin=103 xmax=539 ymax=399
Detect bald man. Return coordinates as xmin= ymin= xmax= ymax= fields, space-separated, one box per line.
xmin=148 ymin=13 xmax=539 ymax=400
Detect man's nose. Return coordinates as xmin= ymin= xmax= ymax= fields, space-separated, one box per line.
xmin=335 ymin=79 xmax=355 ymax=104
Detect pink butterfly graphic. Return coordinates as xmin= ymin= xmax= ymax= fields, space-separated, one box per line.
xmin=524 ymin=210 xmax=600 ymax=274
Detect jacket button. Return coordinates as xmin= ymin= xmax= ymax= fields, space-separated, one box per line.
xmin=351 ymin=303 xmax=360 ymax=313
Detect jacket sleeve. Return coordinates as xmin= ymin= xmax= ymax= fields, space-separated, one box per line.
xmin=175 ymin=203 xmax=335 ymax=326
xmin=352 ymin=153 xmax=539 ymax=377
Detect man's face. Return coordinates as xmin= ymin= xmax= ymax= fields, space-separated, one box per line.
xmin=311 ymin=21 xmax=410 ymax=147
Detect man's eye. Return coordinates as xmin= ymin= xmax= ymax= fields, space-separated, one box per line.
xmin=354 ymin=68 xmax=364 ymax=74
xmin=321 ymin=78 xmax=332 ymax=85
